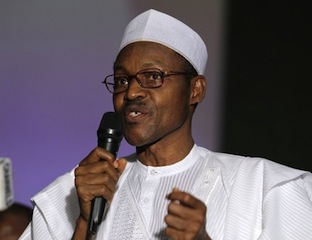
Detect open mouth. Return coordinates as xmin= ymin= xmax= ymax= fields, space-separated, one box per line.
xmin=129 ymin=111 xmax=142 ymax=117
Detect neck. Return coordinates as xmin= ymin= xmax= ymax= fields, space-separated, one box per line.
xmin=136 ymin=136 xmax=194 ymax=167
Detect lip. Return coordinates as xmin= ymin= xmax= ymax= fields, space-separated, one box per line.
xmin=123 ymin=105 xmax=149 ymax=123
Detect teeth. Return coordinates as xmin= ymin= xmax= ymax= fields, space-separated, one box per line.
xmin=129 ymin=111 xmax=142 ymax=117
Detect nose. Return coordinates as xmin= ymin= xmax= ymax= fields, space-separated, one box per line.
xmin=124 ymin=77 xmax=146 ymax=100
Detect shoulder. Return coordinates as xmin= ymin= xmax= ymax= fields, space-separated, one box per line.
xmin=197 ymin=146 xmax=312 ymax=195
xmin=31 ymin=168 xmax=78 ymax=218
xmin=28 ymin=168 xmax=79 ymax=239
xmin=32 ymin=168 xmax=76 ymax=201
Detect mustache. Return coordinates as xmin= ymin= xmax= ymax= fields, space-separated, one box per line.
xmin=124 ymin=98 xmax=145 ymax=108
xmin=123 ymin=98 xmax=149 ymax=116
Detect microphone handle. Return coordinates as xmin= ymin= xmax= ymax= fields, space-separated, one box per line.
xmin=88 ymin=137 xmax=121 ymax=235
xmin=88 ymin=197 xmax=106 ymax=235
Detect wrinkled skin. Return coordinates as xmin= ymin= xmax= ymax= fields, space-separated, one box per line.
xmin=73 ymin=42 xmax=210 ymax=240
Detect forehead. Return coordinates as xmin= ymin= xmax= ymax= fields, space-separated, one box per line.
xmin=114 ymin=42 xmax=184 ymax=71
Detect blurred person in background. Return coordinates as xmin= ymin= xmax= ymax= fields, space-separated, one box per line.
xmin=0 ymin=202 xmax=32 ymax=240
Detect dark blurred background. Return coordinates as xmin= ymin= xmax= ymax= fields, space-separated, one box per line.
xmin=222 ymin=1 xmax=311 ymax=171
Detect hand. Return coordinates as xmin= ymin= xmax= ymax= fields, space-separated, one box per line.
xmin=74 ymin=147 xmax=127 ymax=223
xmin=165 ymin=188 xmax=211 ymax=240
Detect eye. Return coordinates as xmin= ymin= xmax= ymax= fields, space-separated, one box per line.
xmin=114 ymin=76 xmax=129 ymax=87
xmin=143 ymin=71 xmax=163 ymax=81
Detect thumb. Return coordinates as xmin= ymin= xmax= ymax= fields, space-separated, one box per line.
xmin=113 ymin=158 xmax=127 ymax=174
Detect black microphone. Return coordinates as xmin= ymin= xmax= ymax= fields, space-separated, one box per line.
xmin=88 ymin=112 xmax=123 ymax=235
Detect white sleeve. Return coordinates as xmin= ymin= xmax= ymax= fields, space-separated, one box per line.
xmin=19 ymin=223 xmax=32 ymax=240
xmin=259 ymin=174 xmax=312 ymax=240
xmin=20 ymin=169 xmax=80 ymax=240
xmin=19 ymin=205 xmax=54 ymax=240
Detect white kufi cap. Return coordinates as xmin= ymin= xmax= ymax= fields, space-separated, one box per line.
xmin=119 ymin=9 xmax=208 ymax=75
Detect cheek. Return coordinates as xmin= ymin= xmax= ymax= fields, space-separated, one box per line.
xmin=157 ymin=88 xmax=190 ymax=127
xmin=164 ymin=87 xmax=190 ymax=113
xmin=112 ymin=94 xmax=124 ymax=112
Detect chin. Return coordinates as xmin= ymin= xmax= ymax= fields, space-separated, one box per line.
xmin=125 ymin=133 xmax=156 ymax=149
xmin=124 ymin=128 xmax=147 ymax=144
xmin=124 ymin=134 xmax=144 ymax=147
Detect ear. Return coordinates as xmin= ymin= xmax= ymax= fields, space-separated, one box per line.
xmin=190 ymin=75 xmax=206 ymax=105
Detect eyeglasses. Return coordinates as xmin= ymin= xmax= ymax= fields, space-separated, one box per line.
xmin=102 ymin=68 xmax=195 ymax=94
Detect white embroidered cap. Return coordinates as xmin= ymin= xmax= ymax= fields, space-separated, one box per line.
xmin=119 ymin=9 xmax=208 ymax=75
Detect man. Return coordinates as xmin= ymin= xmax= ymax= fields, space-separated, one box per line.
xmin=0 ymin=202 xmax=32 ymax=240
xmin=20 ymin=9 xmax=312 ymax=240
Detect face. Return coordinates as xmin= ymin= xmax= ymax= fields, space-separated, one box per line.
xmin=113 ymin=42 xmax=199 ymax=147
xmin=0 ymin=214 xmax=29 ymax=240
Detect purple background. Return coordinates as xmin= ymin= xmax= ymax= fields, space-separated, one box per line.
xmin=0 ymin=1 xmax=225 ymax=206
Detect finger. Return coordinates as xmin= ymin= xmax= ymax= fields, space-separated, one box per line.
xmin=165 ymin=213 xmax=186 ymax=230
xmin=167 ymin=189 xmax=205 ymax=210
xmin=113 ymin=158 xmax=127 ymax=174
xmin=166 ymin=203 xmax=205 ymax=230
xmin=76 ymin=183 xmax=115 ymax=203
xmin=167 ymin=190 xmax=207 ymax=226
xmin=165 ymin=227 xmax=185 ymax=240
xmin=75 ymin=170 xmax=118 ymax=187
xmin=165 ymin=205 xmax=207 ymax=240
xmin=75 ymin=161 xmax=119 ymax=182
xmin=79 ymin=147 xmax=116 ymax=166
xmin=167 ymin=201 xmax=207 ymax=224
xmin=167 ymin=200 xmax=195 ymax=221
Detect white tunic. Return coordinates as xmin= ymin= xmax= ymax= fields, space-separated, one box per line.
xmin=20 ymin=145 xmax=312 ymax=239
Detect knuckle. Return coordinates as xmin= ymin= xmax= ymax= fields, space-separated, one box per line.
xmin=200 ymin=204 xmax=207 ymax=214
xmin=74 ymin=166 xmax=82 ymax=176
xmin=94 ymin=147 xmax=102 ymax=155
xmin=99 ymin=186 xmax=106 ymax=195
xmin=164 ymin=214 xmax=170 ymax=223
xmin=102 ymin=160 xmax=110 ymax=169
xmin=182 ymin=193 xmax=192 ymax=202
xmin=74 ymin=164 xmax=81 ymax=174
xmin=102 ymin=174 xmax=110 ymax=183
xmin=75 ymin=185 xmax=86 ymax=197
xmin=74 ymin=176 xmax=82 ymax=186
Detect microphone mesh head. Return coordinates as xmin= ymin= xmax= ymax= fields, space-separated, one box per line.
xmin=99 ymin=112 xmax=123 ymax=132
xmin=97 ymin=112 xmax=124 ymax=155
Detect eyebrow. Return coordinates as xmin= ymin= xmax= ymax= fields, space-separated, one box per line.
xmin=113 ymin=61 xmax=164 ymax=72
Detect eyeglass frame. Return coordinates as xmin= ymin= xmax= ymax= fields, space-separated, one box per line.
xmin=102 ymin=68 xmax=196 ymax=94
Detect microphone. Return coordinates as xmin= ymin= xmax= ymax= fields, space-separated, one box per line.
xmin=88 ymin=112 xmax=123 ymax=235
xmin=0 ymin=158 xmax=14 ymax=211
